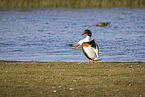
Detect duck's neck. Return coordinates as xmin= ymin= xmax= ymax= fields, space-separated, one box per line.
xmin=85 ymin=36 xmax=91 ymax=41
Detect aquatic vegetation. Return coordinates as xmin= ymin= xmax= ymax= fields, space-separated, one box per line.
xmin=0 ymin=0 xmax=145 ymax=8
xmin=93 ymin=22 xmax=110 ymax=26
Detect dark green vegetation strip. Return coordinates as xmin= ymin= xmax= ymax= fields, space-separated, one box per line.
xmin=0 ymin=0 xmax=145 ymax=8
xmin=0 ymin=61 xmax=145 ymax=97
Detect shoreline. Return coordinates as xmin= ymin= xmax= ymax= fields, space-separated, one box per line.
xmin=0 ymin=60 xmax=144 ymax=63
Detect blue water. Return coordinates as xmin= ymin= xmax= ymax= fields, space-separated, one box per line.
xmin=0 ymin=8 xmax=145 ymax=62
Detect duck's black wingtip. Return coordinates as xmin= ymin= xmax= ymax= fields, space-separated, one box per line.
xmin=69 ymin=44 xmax=73 ymax=47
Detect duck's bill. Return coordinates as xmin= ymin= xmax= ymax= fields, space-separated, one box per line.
xmin=82 ymin=31 xmax=85 ymax=35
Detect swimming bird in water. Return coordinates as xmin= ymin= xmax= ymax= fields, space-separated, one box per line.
xmin=69 ymin=29 xmax=101 ymax=64
xmin=93 ymin=22 xmax=110 ymax=26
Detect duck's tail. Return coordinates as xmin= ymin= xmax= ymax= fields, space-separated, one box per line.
xmin=93 ymin=58 xmax=102 ymax=61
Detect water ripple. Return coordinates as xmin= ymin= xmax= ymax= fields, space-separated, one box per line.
xmin=0 ymin=8 xmax=145 ymax=62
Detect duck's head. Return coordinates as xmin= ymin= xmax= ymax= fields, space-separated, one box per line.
xmin=82 ymin=29 xmax=92 ymax=37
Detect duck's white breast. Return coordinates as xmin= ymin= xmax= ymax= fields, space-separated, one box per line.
xmin=83 ymin=46 xmax=95 ymax=59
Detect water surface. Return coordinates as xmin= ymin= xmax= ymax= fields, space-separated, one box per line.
xmin=0 ymin=8 xmax=145 ymax=62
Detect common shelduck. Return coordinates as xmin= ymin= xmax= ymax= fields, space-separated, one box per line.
xmin=69 ymin=29 xmax=101 ymax=64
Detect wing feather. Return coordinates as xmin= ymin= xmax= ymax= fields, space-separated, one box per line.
xmin=69 ymin=42 xmax=82 ymax=50
xmin=89 ymin=39 xmax=99 ymax=57
xmin=69 ymin=42 xmax=79 ymax=47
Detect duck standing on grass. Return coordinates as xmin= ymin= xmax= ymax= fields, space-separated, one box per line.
xmin=69 ymin=29 xmax=101 ymax=64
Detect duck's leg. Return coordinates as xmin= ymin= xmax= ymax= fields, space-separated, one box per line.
xmin=92 ymin=59 xmax=94 ymax=64
xmin=88 ymin=59 xmax=90 ymax=64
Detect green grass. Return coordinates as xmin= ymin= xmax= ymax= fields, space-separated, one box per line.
xmin=0 ymin=61 xmax=145 ymax=97
xmin=0 ymin=0 xmax=145 ymax=8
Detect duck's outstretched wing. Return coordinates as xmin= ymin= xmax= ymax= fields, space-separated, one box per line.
xmin=69 ymin=42 xmax=82 ymax=50
xmin=89 ymin=39 xmax=99 ymax=57
xmin=69 ymin=37 xmax=90 ymax=51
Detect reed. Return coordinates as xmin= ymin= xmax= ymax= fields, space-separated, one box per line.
xmin=0 ymin=0 xmax=145 ymax=8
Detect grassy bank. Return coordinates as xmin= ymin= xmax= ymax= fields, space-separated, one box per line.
xmin=0 ymin=0 xmax=145 ymax=8
xmin=0 ymin=61 xmax=145 ymax=97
